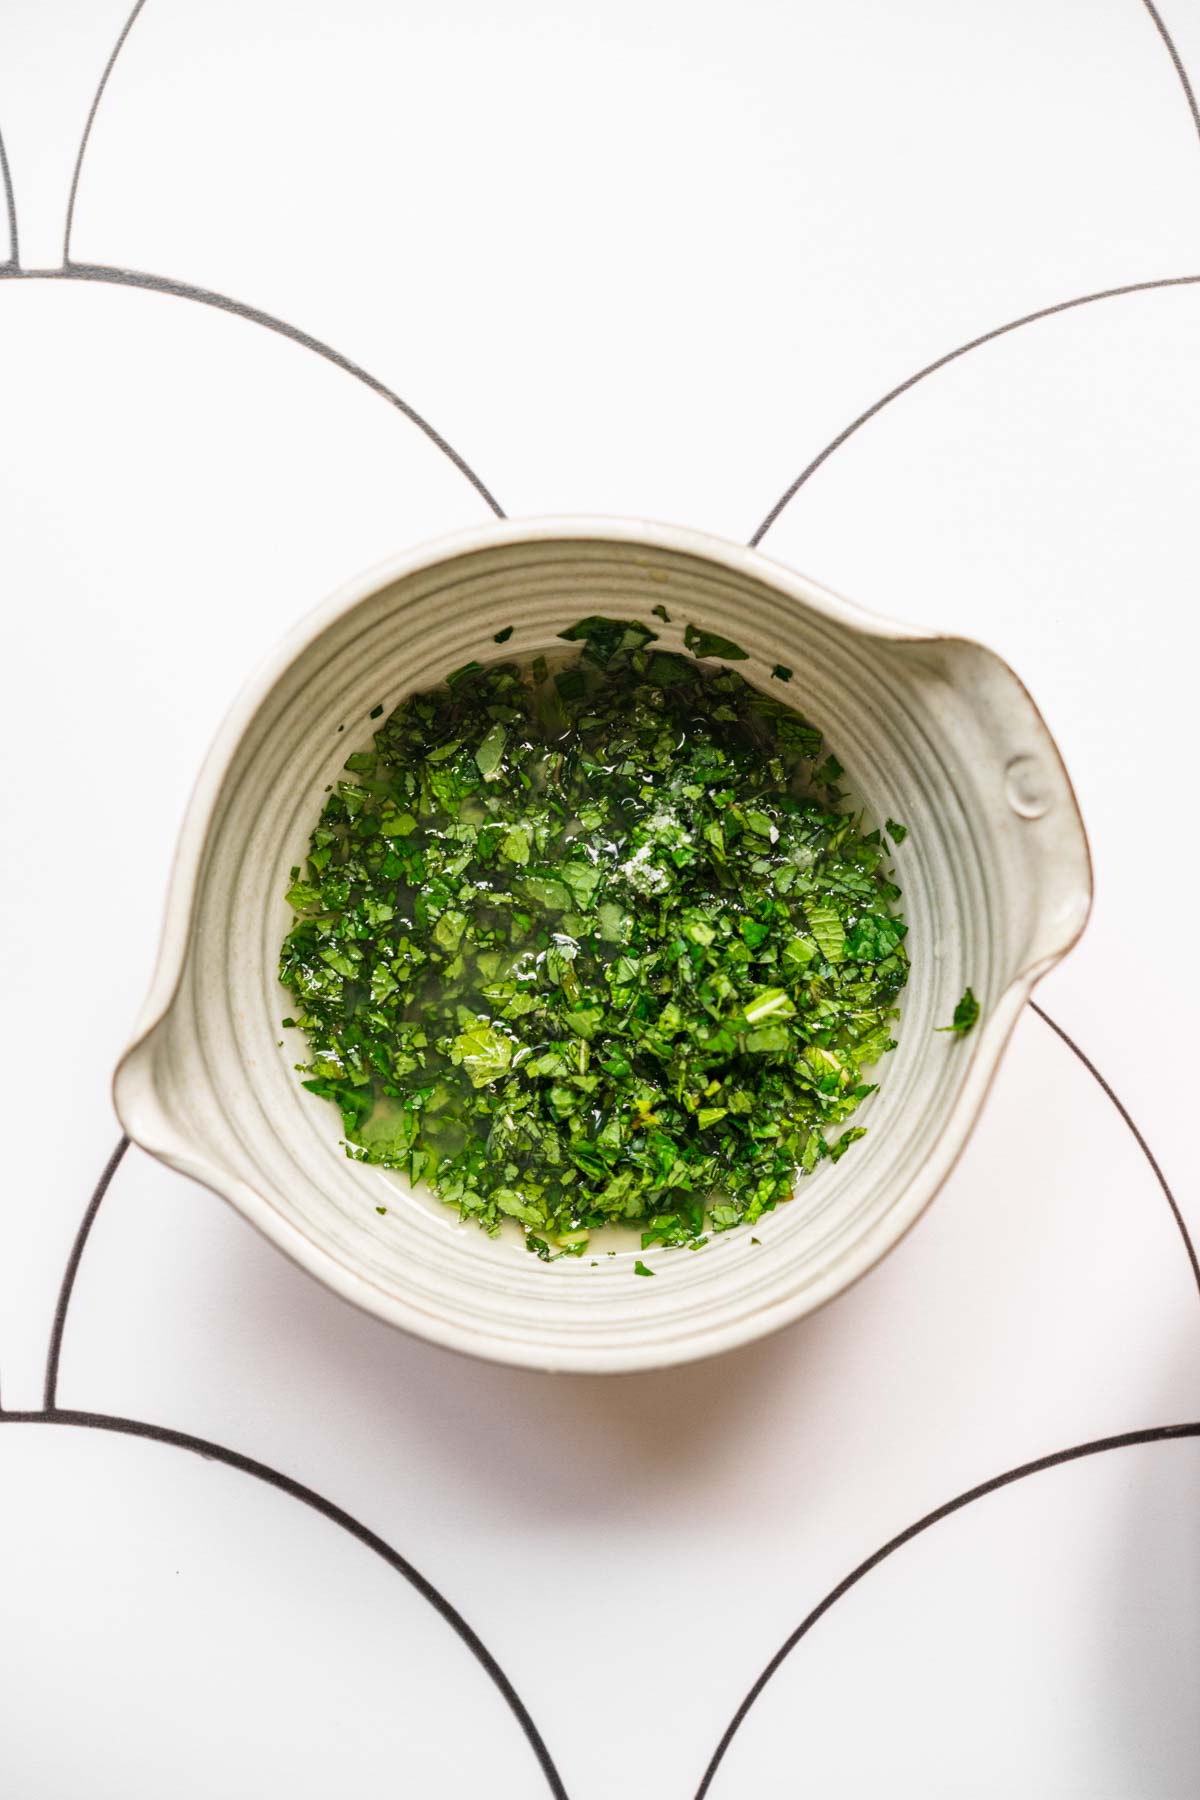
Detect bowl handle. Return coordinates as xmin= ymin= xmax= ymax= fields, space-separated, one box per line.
xmin=902 ymin=635 xmax=1093 ymax=986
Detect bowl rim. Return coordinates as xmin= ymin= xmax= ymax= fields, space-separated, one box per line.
xmin=113 ymin=514 xmax=1093 ymax=1373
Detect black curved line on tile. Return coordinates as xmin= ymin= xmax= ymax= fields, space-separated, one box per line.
xmin=1032 ymin=1003 xmax=1199 ymax=1299
xmin=0 ymin=1408 xmax=570 ymax=1800
xmin=48 ymin=0 xmax=504 ymax=514
xmin=693 ymin=1420 xmax=1200 ymax=1798
xmin=40 ymin=1012 xmax=1200 ymax=1409
xmin=1141 ymin=0 xmax=1200 ymax=149
xmin=62 ymin=0 xmax=149 ymax=267
xmin=748 ymin=274 xmax=1200 ymax=546
xmin=0 ymin=120 xmax=17 ymax=268
xmin=43 ymin=1136 xmax=129 ymax=1412
xmin=0 ymin=263 xmax=504 ymax=516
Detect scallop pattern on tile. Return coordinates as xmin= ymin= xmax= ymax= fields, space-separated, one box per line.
xmin=70 ymin=0 xmax=1200 ymax=536
xmin=1 ymin=7 xmax=1198 ymax=1797
xmin=0 ymin=1421 xmax=558 ymax=1800
xmin=1138 ymin=0 xmax=1200 ymax=151
xmin=57 ymin=1011 xmax=1200 ymax=1800
xmin=700 ymin=1431 xmax=1200 ymax=1798
xmin=0 ymin=274 xmax=491 ymax=1407
xmin=759 ymin=278 xmax=1200 ymax=1260
xmin=0 ymin=0 xmax=133 ymax=266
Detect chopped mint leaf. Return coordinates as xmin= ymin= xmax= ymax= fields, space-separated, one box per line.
xmin=493 ymin=625 xmax=514 ymax=643
xmin=829 ymin=1125 xmax=867 ymax=1162
xmin=558 ymin=615 xmax=658 ymax=662
xmin=474 ymin=721 xmax=507 ymax=781
xmin=278 ymin=613 xmax=909 ymax=1258
xmin=806 ymin=900 xmax=846 ymax=964
xmin=743 ymin=987 xmax=796 ymax=1025
xmin=285 ymin=880 xmax=322 ymax=911
xmin=938 ymin=987 xmax=980 ymax=1035
xmin=634 ymin=1259 xmax=656 ymax=1277
xmin=450 ymin=1018 xmax=515 ymax=1085
xmin=684 ymin=623 xmax=749 ymax=661
xmin=499 ymin=824 xmax=531 ymax=864
xmin=771 ymin=663 xmax=793 ymax=682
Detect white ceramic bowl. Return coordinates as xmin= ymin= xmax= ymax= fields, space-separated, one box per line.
xmin=114 ymin=518 xmax=1090 ymax=1372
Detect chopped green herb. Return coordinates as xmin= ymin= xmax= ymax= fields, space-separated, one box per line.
xmin=370 ymin=703 xmax=384 ymax=719
xmin=493 ymin=625 xmax=514 ymax=643
xmin=771 ymin=663 xmax=794 ymax=682
xmin=829 ymin=1125 xmax=867 ymax=1161
xmin=651 ymin=603 xmax=671 ymax=623
xmin=938 ymin=987 xmax=980 ymax=1035
xmin=634 ymin=1259 xmax=656 ymax=1277
xmin=559 ymin=615 xmax=657 ymax=661
xmin=279 ymin=613 xmax=908 ymax=1255
xmin=886 ymin=817 xmax=908 ymax=844
xmin=684 ymin=623 xmax=749 ymax=661
xmin=473 ymin=721 xmax=507 ymax=781
xmin=375 ymin=1205 xmax=388 ymax=1215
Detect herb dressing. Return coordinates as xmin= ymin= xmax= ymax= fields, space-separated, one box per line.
xmin=279 ymin=616 xmax=910 ymax=1258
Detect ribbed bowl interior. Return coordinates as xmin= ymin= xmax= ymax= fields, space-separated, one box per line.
xmin=117 ymin=523 xmax=1090 ymax=1370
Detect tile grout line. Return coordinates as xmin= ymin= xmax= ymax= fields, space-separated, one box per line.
xmin=692 ymin=1420 xmax=1200 ymax=1796
xmin=0 ymin=1405 xmax=571 ymax=1799
xmin=747 ymin=275 xmax=1200 ymax=545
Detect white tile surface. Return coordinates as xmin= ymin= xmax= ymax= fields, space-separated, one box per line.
xmin=0 ymin=0 xmax=133 ymax=267
xmin=703 ymin=1433 xmax=1200 ymax=1799
xmin=69 ymin=0 xmax=1200 ymax=535
xmin=0 ymin=1421 xmax=545 ymax=1799
xmin=1 ymin=4 xmax=1198 ymax=1797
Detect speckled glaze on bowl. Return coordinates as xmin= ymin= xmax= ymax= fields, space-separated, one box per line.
xmin=113 ymin=518 xmax=1091 ymax=1373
